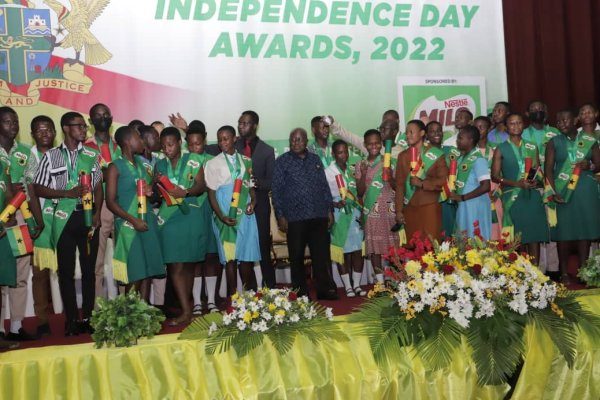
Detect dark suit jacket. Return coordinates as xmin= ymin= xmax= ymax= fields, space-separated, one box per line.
xmin=234 ymin=137 xmax=275 ymax=210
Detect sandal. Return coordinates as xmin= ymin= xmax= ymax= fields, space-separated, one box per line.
xmin=354 ymin=286 xmax=367 ymax=297
xmin=207 ymin=302 xmax=220 ymax=313
xmin=345 ymin=287 xmax=356 ymax=298
xmin=192 ymin=304 xmax=203 ymax=315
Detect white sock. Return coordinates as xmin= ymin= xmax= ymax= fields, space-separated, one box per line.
xmin=192 ymin=277 xmax=202 ymax=305
xmin=10 ymin=320 xmax=22 ymax=334
xmin=352 ymin=271 xmax=363 ymax=288
xmin=340 ymin=273 xmax=352 ymax=290
xmin=206 ymin=276 xmax=217 ymax=304
xmin=375 ymin=273 xmax=384 ymax=284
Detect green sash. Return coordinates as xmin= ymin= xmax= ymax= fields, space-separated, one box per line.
xmin=0 ymin=142 xmax=31 ymax=183
xmin=194 ymin=153 xmax=213 ymax=208
xmin=395 ymin=132 xmax=408 ymax=152
xmin=501 ymin=139 xmax=538 ymax=241
xmin=544 ymin=133 xmax=596 ymax=227
xmin=553 ymin=133 xmax=595 ymax=201
xmin=522 ymin=125 xmax=559 ymax=165
xmin=33 ymin=146 xmax=99 ymax=271
xmin=156 ymin=153 xmax=202 ymax=226
xmin=454 ymin=148 xmax=483 ymax=195
xmin=309 ymin=140 xmax=333 ymax=167
xmin=403 ymin=146 xmax=444 ymax=206
xmin=330 ymin=163 xmax=360 ymax=264
xmin=213 ymin=152 xmax=252 ymax=262
xmin=444 ymin=146 xmax=461 ymax=167
xmin=112 ymin=156 xmax=152 ymax=284
xmin=362 ymin=156 xmax=383 ymax=216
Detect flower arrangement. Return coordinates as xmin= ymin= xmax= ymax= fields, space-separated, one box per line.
xmin=179 ymin=287 xmax=347 ymax=357
xmin=577 ymin=249 xmax=600 ymax=287
xmin=349 ymin=229 xmax=600 ymax=386
xmin=91 ymin=291 xmax=165 ymax=348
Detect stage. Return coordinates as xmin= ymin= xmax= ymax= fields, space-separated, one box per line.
xmin=1 ymin=290 xmax=599 ymax=400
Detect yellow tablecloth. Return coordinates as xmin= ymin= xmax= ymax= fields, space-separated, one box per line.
xmin=1 ymin=290 xmax=598 ymax=399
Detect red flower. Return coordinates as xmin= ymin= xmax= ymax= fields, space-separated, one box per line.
xmin=472 ymin=264 xmax=482 ymax=275
xmin=442 ymin=264 xmax=454 ymax=275
xmin=420 ymin=262 xmax=428 ymax=270
xmin=384 ymin=268 xmax=395 ymax=277
xmin=255 ymin=292 xmax=263 ymax=300
xmin=509 ymin=253 xmax=518 ymax=262
xmin=288 ymin=292 xmax=298 ymax=301
xmin=226 ymin=306 xmax=235 ymax=314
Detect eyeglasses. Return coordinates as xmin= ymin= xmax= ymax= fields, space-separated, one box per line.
xmin=65 ymin=123 xmax=88 ymax=130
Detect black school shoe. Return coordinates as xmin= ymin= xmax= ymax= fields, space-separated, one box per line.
xmin=79 ymin=319 xmax=94 ymax=335
xmin=36 ymin=323 xmax=51 ymax=338
xmin=6 ymin=328 xmax=37 ymax=341
xmin=64 ymin=320 xmax=80 ymax=337
xmin=316 ymin=290 xmax=339 ymax=300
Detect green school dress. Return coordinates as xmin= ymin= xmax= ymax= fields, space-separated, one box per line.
xmin=550 ymin=135 xmax=600 ymax=241
xmin=155 ymin=153 xmax=209 ymax=263
xmin=499 ymin=140 xmax=549 ymax=244
xmin=113 ymin=158 xmax=165 ymax=282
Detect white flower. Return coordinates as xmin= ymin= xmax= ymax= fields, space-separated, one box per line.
xmin=222 ymin=314 xmax=233 ymax=325
xmin=440 ymin=241 xmax=451 ymax=252
xmin=289 ymin=314 xmax=300 ymax=323
xmin=274 ymin=314 xmax=284 ymax=325
xmin=236 ymin=320 xmax=247 ymax=331
xmin=261 ymin=311 xmax=273 ymax=321
xmin=325 ymin=307 xmax=334 ymax=320
xmin=208 ymin=322 xmax=218 ymax=336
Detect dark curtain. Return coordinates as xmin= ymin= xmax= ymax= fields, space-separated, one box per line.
xmin=502 ymin=0 xmax=600 ymax=121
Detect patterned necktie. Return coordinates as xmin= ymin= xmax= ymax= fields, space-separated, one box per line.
xmin=244 ymin=140 xmax=252 ymax=158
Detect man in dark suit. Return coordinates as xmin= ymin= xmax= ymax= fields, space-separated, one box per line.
xmin=235 ymin=111 xmax=276 ymax=288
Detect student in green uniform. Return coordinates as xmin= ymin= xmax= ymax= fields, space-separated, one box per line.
xmin=105 ymin=126 xmax=165 ymax=300
xmin=491 ymin=113 xmax=548 ymax=262
xmin=523 ymin=100 xmax=560 ymax=164
xmin=186 ymin=126 xmax=221 ymax=314
xmin=0 ymin=168 xmax=18 ymax=350
xmin=544 ymin=109 xmax=600 ymax=284
xmin=154 ymin=127 xmax=208 ymax=325
xmin=578 ymin=103 xmax=600 ymax=141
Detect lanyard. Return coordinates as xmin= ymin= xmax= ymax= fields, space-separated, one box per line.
xmin=224 ymin=152 xmax=242 ymax=180
xmin=61 ymin=147 xmax=79 ymax=184
xmin=508 ymin=139 xmax=526 ymax=174
xmin=167 ymin=156 xmax=183 ymax=185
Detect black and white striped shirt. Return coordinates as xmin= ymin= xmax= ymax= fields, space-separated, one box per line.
xmin=33 ymin=143 xmax=102 ymax=202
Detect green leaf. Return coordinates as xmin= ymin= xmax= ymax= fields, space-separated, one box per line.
xmin=415 ymin=316 xmax=463 ymax=371
xmin=267 ymin=325 xmax=297 ymax=354
xmin=179 ymin=313 xmax=223 ymax=341
xmin=466 ymin=310 xmax=526 ymax=386
xmin=205 ymin=326 xmax=237 ymax=355
xmin=232 ymin=331 xmax=264 ymax=358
